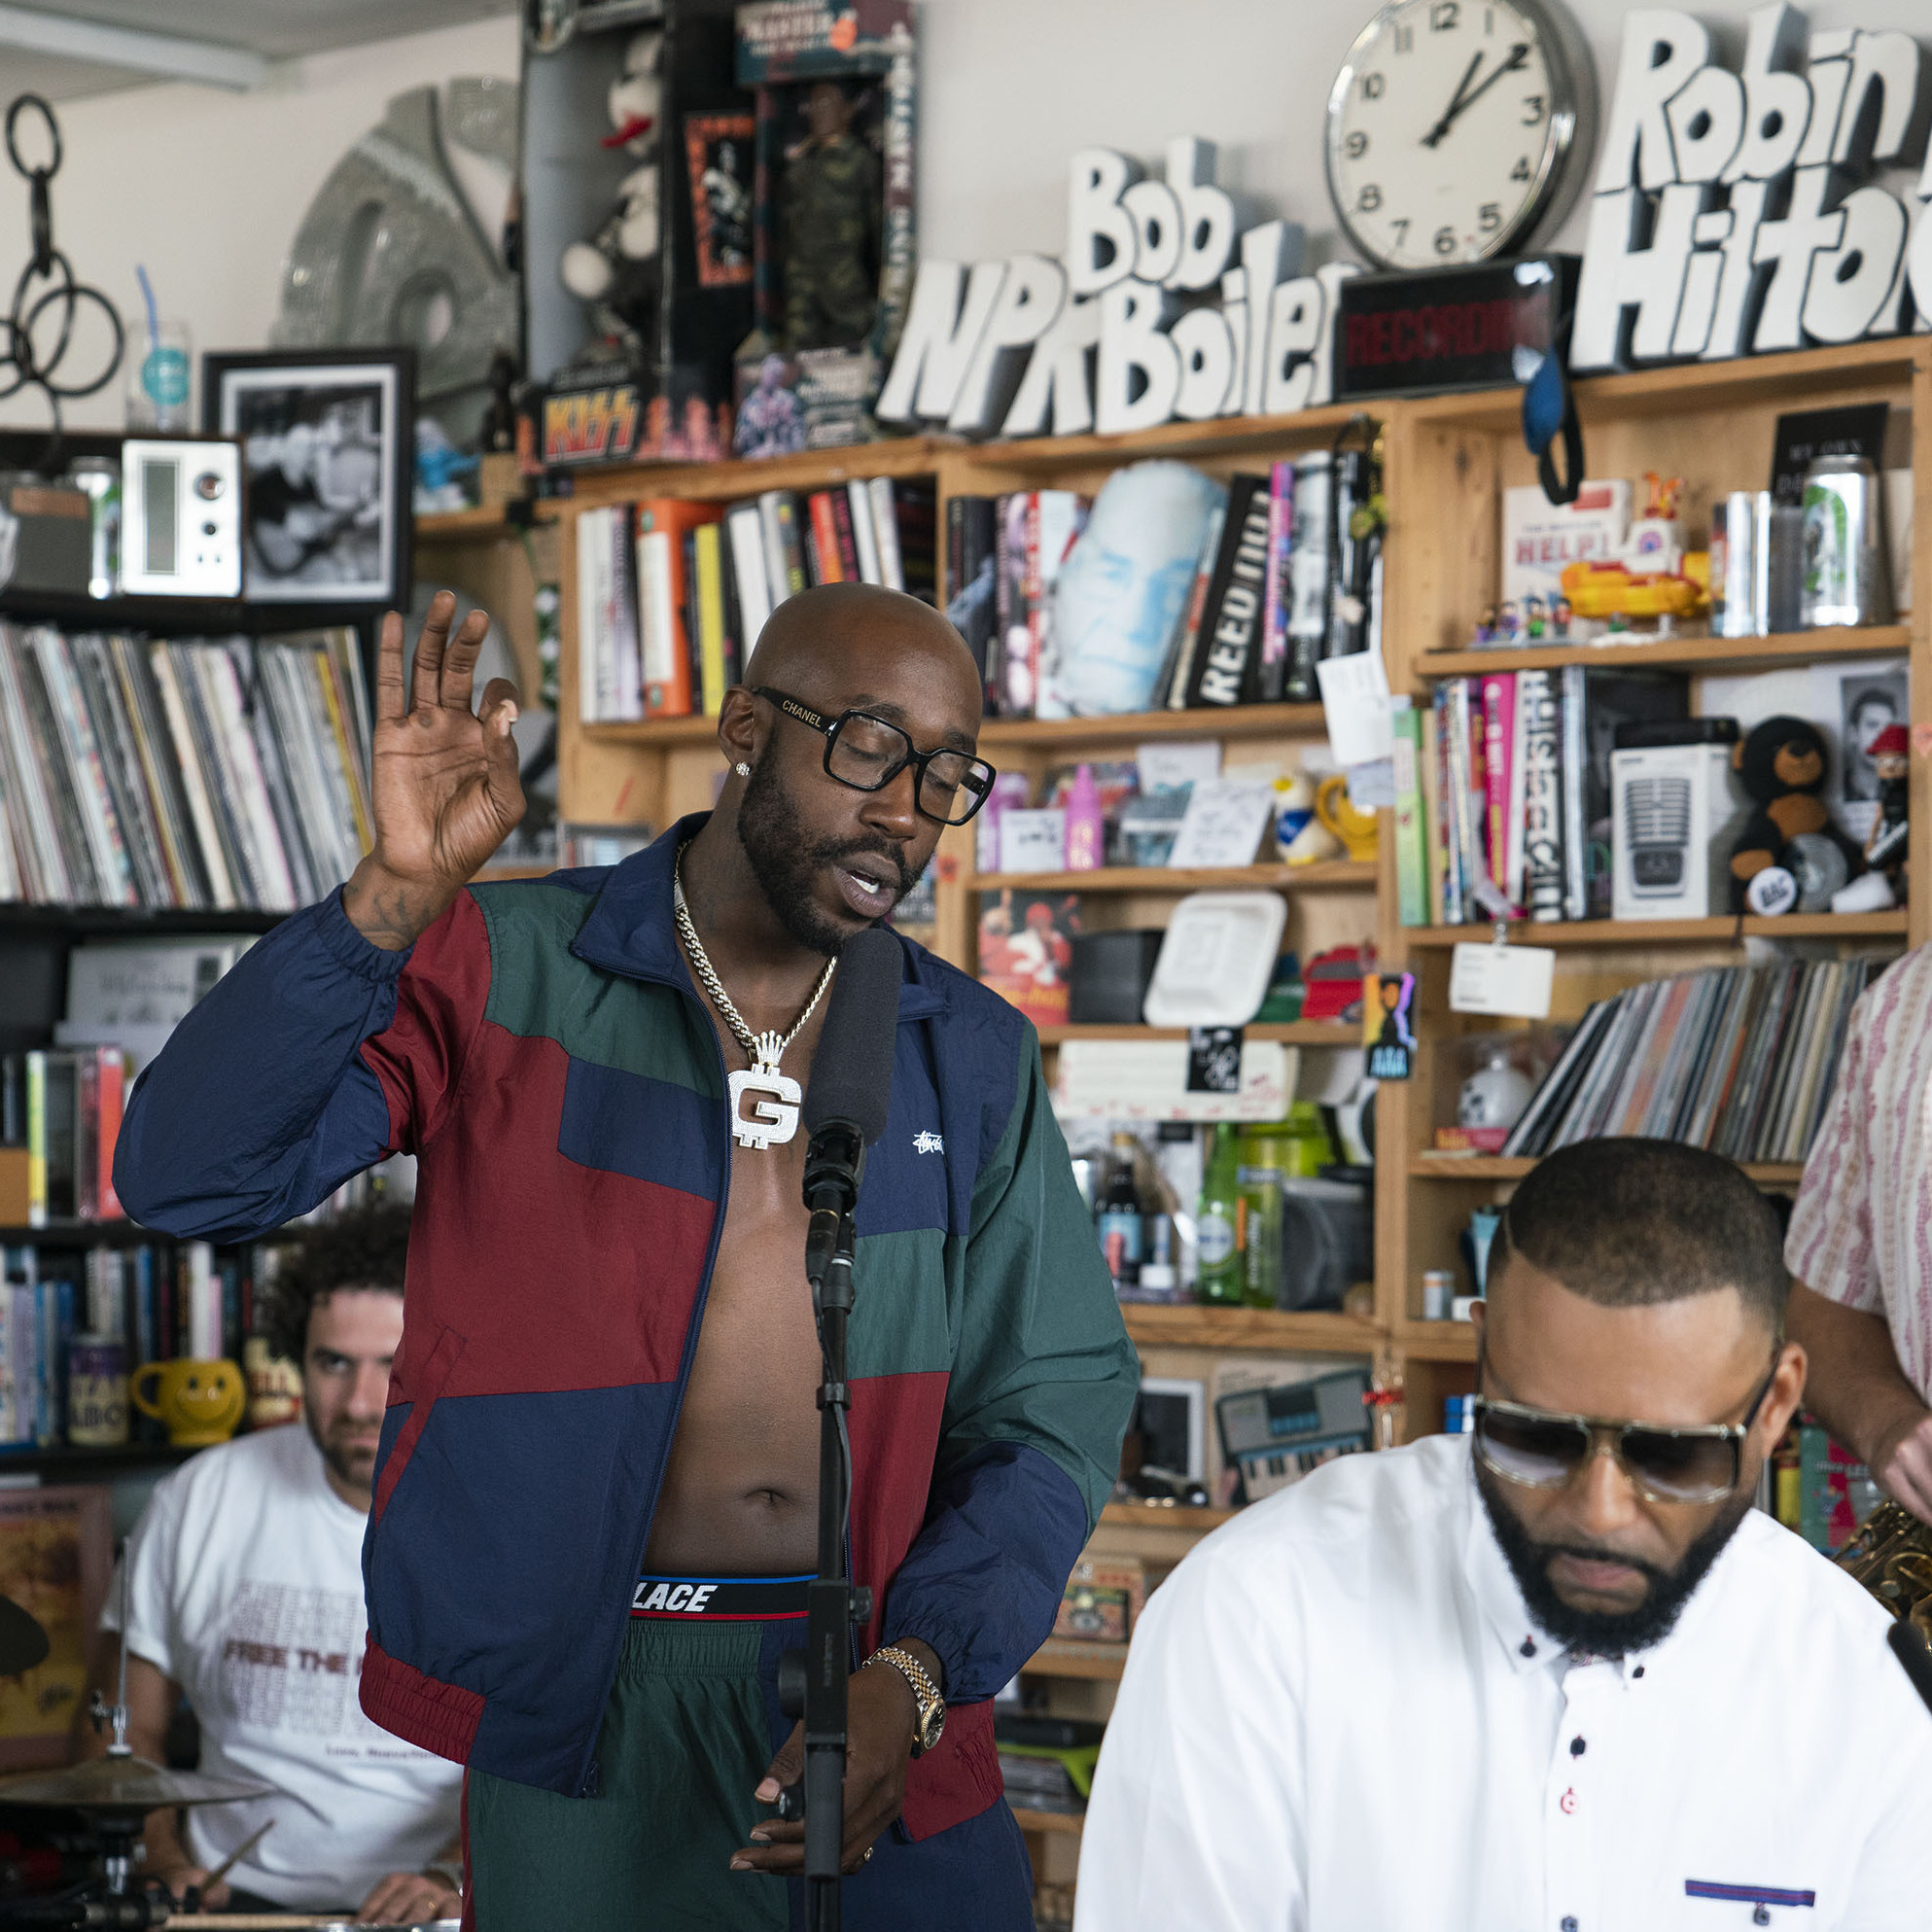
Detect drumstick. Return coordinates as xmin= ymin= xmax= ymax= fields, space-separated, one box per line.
xmin=199 ymin=1819 xmax=273 ymax=1890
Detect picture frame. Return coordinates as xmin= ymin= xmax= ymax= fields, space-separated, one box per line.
xmin=202 ymin=347 xmax=414 ymax=611
xmin=0 ymin=1484 xmax=113 ymax=1769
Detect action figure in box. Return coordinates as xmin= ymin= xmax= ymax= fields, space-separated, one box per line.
xmin=1864 ymin=722 xmax=1910 ymax=896
xmin=732 ymin=0 xmax=915 ymax=455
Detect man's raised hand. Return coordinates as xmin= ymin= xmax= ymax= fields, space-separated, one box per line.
xmin=343 ymin=591 xmax=526 ymax=951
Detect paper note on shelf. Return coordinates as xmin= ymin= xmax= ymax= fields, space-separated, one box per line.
xmin=1053 ymin=1039 xmax=1296 ymax=1121
xmin=1315 ymin=649 xmax=1393 ymax=768
xmin=1449 ymin=940 xmax=1556 ymax=1019
xmin=1137 ymin=740 xmax=1222 ymax=790
xmin=1164 ymin=779 xmax=1275 ymax=869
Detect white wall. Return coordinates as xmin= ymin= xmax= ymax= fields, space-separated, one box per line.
xmin=5 ymin=0 xmax=1930 ymax=434
xmin=0 ymin=14 xmax=518 ymax=429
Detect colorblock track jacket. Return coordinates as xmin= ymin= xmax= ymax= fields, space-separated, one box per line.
xmin=114 ymin=817 xmax=1139 ymax=1839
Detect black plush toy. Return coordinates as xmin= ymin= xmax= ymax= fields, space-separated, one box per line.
xmin=1728 ymin=715 xmax=1864 ymax=911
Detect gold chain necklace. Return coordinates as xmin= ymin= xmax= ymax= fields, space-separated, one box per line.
xmin=674 ymin=846 xmax=834 ymax=1149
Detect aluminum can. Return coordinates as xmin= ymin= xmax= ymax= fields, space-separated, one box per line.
xmin=67 ymin=1334 xmax=127 ymax=1447
xmin=65 ymin=457 xmax=120 ymax=600
xmin=1802 ymin=453 xmax=1891 ymax=628
xmin=1711 ymin=491 xmax=1761 ymax=636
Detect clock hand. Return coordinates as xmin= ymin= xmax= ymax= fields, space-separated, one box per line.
xmin=1422 ymin=42 xmax=1530 ymax=148
xmin=1421 ymin=50 xmax=1485 ymax=151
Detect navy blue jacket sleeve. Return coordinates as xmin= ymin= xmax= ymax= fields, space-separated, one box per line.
xmin=114 ymin=889 xmax=424 ymax=1243
xmin=881 ymin=1035 xmax=1139 ymax=1700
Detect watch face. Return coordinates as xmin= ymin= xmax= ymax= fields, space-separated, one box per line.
xmin=1326 ymin=0 xmax=1577 ymax=271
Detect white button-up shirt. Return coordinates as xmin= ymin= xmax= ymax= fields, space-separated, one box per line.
xmin=1074 ymin=1435 xmax=1932 ymax=1932
xmin=1788 ymin=944 xmax=1932 ymax=1400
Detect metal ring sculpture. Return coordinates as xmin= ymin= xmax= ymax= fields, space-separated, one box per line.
xmin=0 ymin=94 xmax=124 ymax=437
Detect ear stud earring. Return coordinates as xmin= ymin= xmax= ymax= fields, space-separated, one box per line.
xmin=734 ymin=761 xmax=752 ymax=778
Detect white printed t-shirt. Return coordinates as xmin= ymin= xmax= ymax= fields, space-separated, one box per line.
xmin=1787 ymin=946 xmax=1932 ymax=1399
xmin=103 ymin=1423 xmax=463 ymax=1911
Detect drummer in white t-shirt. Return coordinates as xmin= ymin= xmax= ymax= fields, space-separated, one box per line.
xmin=83 ymin=1203 xmax=464 ymax=1920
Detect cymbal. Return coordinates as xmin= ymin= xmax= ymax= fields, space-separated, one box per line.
xmin=0 ymin=1754 xmax=275 ymax=1810
xmin=0 ymin=1595 xmax=48 ymax=1675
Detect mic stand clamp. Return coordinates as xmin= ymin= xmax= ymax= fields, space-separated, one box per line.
xmin=783 ymin=1133 xmax=872 ymax=1932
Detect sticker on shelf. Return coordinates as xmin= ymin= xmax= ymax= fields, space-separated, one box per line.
xmin=1449 ymin=941 xmax=1555 ymax=1020
xmin=1053 ymin=1038 xmax=1294 ymax=1121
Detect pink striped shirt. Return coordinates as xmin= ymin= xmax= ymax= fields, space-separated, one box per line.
xmin=1787 ymin=945 xmax=1931 ymax=1401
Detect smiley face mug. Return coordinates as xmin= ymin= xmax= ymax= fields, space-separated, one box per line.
xmin=131 ymin=1358 xmax=246 ymax=1447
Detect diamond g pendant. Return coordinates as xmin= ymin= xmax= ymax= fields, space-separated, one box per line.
xmin=729 ymin=1031 xmax=802 ymax=1150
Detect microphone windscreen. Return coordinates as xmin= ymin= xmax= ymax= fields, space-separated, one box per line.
xmin=802 ymin=927 xmax=902 ymax=1146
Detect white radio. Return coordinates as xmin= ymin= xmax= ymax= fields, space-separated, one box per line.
xmin=120 ymin=438 xmax=243 ymax=597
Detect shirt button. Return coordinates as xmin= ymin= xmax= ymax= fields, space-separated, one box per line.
xmin=1569 ymin=1736 xmax=1586 ymax=1757
xmin=1520 ymin=1637 xmax=1538 ymax=1658
xmin=1562 ymin=1918 xmax=1579 ymax=1931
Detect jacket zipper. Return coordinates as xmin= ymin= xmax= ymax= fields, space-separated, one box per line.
xmin=570 ymin=968 xmax=735 ymax=1799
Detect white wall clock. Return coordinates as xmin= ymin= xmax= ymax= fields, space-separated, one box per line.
xmin=1325 ymin=0 xmax=1596 ymax=271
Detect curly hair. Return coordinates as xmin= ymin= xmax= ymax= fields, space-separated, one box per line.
xmin=261 ymin=1202 xmax=411 ymax=1366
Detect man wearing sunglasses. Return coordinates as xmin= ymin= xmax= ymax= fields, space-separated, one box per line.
xmin=1078 ymin=1138 xmax=1932 ymax=1931
xmin=115 ymin=583 xmax=1137 ymax=1931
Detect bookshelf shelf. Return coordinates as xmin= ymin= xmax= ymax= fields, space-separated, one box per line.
xmin=1119 ymin=1304 xmax=1381 ymax=1352
xmin=1007 ymin=1806 xmax=1087 ymax=1838
xmin=1402 ymin=910 xmax=1909 ymax=947
xmin=1419 ymin=624 xmax=1909 ymax=679
xmin=979 ymin=702 xmax=1327 ymax=748
xmin=1392 ymin=1324 xmax=1479 ymax=1362
xmin=560 ymin=433 xmax=953 ymax=508
xmin=1409 ymin=1156 xmax=1807 ymax=1188
xmin=1098 ymin=1500 xmax=1239 ymax=1531
xmin=1035 ymin=1022 xmax=1357 ymax=1047
xmin=0 ymin=904 xmax=286 ymax=935
xmin=0 ymin=1442 xmax=197 ymax=1477
xmin=1023 ymin=1639 xmax=1129 ymax=1682
xmin=581 ymin=715 xmax=724 ymax=747
xmin=976 ymin=861 xmax=1374 ymax=894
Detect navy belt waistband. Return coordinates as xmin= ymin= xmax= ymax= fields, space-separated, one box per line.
xmin=631 ymin=1572 xmax=813 ymax=1620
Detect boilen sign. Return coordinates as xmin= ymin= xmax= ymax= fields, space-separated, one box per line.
xmin=1573 ymin=3 xmax=1932 ymax=370
xmin=876 ymin=137 xmax=1355 ymax=439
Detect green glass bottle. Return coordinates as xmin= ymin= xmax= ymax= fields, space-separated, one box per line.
xmin=1194 ymin=1124 xmax=1246 ymax=1306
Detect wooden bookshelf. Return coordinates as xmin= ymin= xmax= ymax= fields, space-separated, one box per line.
xmin=1035 ymin=1022 xmax=1356 ymax=1047
xmin=1119 ymin=1304 xmax=1381 ymax=1352
xmin=1008 ymin=1806 xmax=1086 ymax=1838
xmin=1024 ymin=1640 xmax=1130 ymax=1682
xmin=1419 ymin=623 xmax=1909 ymax=679
xmin=979 ymin=702 xmax=1326 ymax=747
xmin=1402 ymin=910 xmax=1909 ymax=947
xmin=975 ymin=861 xmax=1373 ymax=894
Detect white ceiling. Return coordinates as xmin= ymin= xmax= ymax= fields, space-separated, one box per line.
xmin=2 ymin=0 xmax=518 ymax=100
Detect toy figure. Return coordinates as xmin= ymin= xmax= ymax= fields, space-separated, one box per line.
xmin=1865 ymin=721 xmax=1910 ymax=892
xmin=780 ymin=80 xmax=882 ymax=350
xmin=701 ymin=137 xmax=752 ymax=272
xmin=1474 ymin=604 xmax=1498 ymax=644
xmin=1551 ymin=595 xmax=1574 ymax=638
xmin=558 ymin=31 xmax=663 ymax=354
xmin=735 ymin=351 xmax=805 ymax=457
xmin=1728 ymin=715 xmax=1865 ymax=912
xmin=1524 ymin=593 xmax=1547 ymax=640
xmin=1496 ymin=601 xmax=1521 ymax=641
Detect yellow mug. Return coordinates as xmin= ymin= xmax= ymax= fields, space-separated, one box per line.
xmin=131 ymin=1359 xmax=246 ymax=1447
xmin=1315 ymin=774 xmax=1381 ymax=864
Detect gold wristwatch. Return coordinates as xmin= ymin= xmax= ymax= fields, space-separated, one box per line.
xmin=866 ymin=1644 xmax=945 ymax=1756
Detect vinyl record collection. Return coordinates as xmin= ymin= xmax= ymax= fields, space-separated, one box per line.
xmin=1500 ymin=957 xmax=1880 ymax=1166
xmin=0 ymin=625 xmax=373 ymax=912
xmin=576 ymin=479 xmax=938 ymax=724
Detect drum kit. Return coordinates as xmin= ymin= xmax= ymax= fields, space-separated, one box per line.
xmin=0 ymin=1596 xmax=452 ymax=1931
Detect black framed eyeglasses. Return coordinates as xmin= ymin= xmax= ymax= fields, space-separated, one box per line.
xmin=1471 ymin=1354 xmax=1779 ymax=1506
xmin=752 ymin=686 xmax=997 ymax=826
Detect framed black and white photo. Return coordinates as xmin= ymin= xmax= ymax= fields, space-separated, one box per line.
xmin=203 ymin=348 xmax=414 ymax=608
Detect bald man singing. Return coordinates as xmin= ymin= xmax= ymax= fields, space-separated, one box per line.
xmin=115 ymin=585 xmax=1137 ymax=1932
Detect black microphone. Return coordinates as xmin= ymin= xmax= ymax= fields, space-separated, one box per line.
xmin=801 ymin=927 xmax=901 ymax=1243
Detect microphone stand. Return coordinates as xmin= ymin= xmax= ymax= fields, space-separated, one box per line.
xmin=782 ymin=1125 xmax=873 ymax=1932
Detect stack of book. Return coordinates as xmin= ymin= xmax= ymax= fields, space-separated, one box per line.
xmin=576 ymin=479 xmax=938 ymax=725
xmin=1 ymin=1048 xmax=127 ymax=1226
xmin=1500 ymin=957 xmax=1879 ymax=1165
xmin=0 ymin=1238 xmax=247 ymax=1448
xmin=949 ymin=459 xmax=1365 ymax=721
xmin=0 ymin=624 xmax=373 ymax=913
xmin=1392 ymin=667 xmax=1688 ymax=927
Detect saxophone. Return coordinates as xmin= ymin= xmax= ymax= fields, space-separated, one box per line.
xmin=1832 ymin=1499 xmax=1932 ymax=1642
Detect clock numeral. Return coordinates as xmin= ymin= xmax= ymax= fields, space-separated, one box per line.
xmin=1522 ymin=93 xmax=1545 ymax=124
xmin=1357 ymin=184 xmax=1384 ymax=213
xmin=1430 ymin=1 xmax=1460 ymax=29
xmin=1434 ymin=225 xmax=1459 ymax=256
xmin=1346 ymin=130 xmax=1369 ymax=158
xmin=1390 ymin=218 xmax=1411 ymax=246
xmin=1393 ymin=23 xmax=1414 ymax=52
xmin=1509 ymin=154 xmax=1532 ymax=182
xmin=1479 ymin=201 xmax=1502 ymax=232
xmin=1361 ymin=71 xmax=1386 ymax=100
